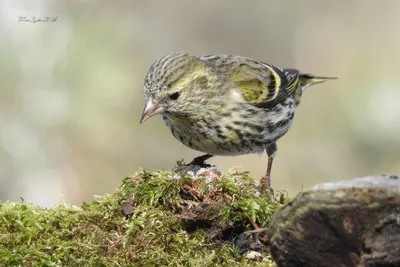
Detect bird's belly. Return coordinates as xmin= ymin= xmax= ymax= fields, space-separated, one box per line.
xmin=162 ymin=98 xmax=296 ymax=156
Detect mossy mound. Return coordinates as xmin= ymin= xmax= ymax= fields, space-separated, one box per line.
xmin=0 ymin=167 xmax=285 ymax=266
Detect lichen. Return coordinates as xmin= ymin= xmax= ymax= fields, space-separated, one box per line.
xmin=0 ymin=165 xmax=285 ymax=266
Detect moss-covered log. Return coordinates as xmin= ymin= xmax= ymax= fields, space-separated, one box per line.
xmin=0 ymin=167 xmax=282 ymax=267
xmin=267 ymin=174 xmax=400 ymax=267
xmin=2 ymin=167 xmax=399 ymax=267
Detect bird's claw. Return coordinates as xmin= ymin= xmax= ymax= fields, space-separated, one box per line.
xmin=187 ymin=158 xmax=211 ymax=168
xmin=173 ymin=159 xmax=211 ymax=177
xmin=259 ymin=175 xmax=274 ymax=195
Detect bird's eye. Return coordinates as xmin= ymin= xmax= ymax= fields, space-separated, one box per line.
xmin=169 ymin=92 xmax=180 ymax=100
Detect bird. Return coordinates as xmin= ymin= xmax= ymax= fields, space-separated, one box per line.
xmin=140 ymin=52 xmax=336 ymax=189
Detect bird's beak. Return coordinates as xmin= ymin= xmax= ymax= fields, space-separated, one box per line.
xmin=140 ymin=100 xmax=163 ymax=124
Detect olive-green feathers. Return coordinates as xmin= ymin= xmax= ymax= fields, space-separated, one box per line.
xmin=229 ymin=63 xmax=336 ymax=106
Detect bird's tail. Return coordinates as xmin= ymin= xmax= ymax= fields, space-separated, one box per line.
xmin=299 ymin=74 xmax=337 ymax=91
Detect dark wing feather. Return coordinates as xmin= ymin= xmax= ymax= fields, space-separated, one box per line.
xmin=264 ymin=67 xmax=300 ymax=103
xmin=281 ymin=68 xmax=299 ymax=89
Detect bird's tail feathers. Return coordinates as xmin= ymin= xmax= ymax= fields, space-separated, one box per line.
xmin=299 ymin=74 xmax=337 ymax=91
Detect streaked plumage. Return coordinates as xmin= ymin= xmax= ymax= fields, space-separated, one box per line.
xmin=140 ymin=52 xmax=336 ymax=188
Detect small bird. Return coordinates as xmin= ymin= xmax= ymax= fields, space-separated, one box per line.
xmin=140 ymin=52 xmax=336 ymax=189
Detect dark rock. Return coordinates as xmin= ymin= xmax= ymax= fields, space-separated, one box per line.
xmin=267 ymin=174 xmax=400 ymax=267
xmin=233 ymin=232 xmax=264 ymax=255
xmin=121 ymin=202 xmax=134 ymax=218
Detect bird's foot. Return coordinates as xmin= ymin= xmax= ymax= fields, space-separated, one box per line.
xmin=187 ymin=157 xmax=212 ymax=168
xmin=259 ymin=175 xmax=274 ymax=195
xmin=173 ymin=155 xmax=212 ymax=177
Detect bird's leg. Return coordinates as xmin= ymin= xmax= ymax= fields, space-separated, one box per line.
xmin=260 ymin=142 xmax=277 ymax=191
xmin=188 ymin=154 xmax=214 ymax=167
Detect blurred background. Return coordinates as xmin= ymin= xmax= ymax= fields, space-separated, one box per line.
xmin=1 ymin=0 xmax=400 ymax=206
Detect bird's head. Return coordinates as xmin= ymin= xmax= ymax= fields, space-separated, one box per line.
xmin=140 ymin=52 xmax=214 ymax=123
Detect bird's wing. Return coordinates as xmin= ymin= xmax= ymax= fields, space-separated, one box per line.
xmin=228 ymin=61 xmax=300 ymax=107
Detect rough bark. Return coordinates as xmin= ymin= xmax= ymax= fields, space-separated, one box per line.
xmin=267 ymin=174 xmax=400 ymax=267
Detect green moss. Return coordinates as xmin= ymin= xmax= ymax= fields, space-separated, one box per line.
xmin=0 ymin=166 xmax=285 ymax=267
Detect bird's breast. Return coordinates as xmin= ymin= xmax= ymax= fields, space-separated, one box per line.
xmin=162 ymin=97 xmax=296 ymax=156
